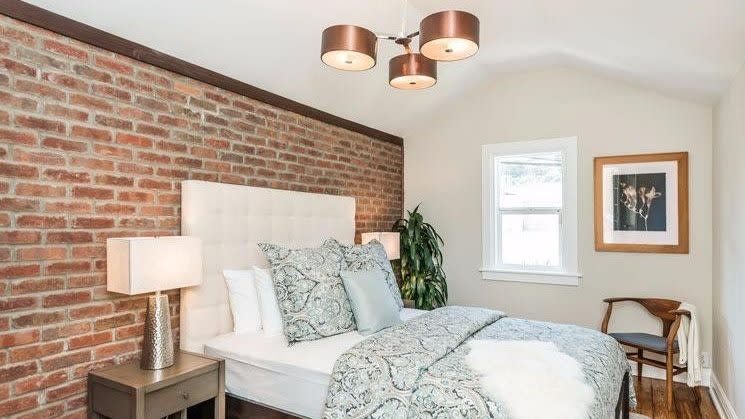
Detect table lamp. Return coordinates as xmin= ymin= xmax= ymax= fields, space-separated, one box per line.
xmin=107 ymin=236 xmax=202 ymax=370
xmin=361 ymin=232 xmax=400 ymax=260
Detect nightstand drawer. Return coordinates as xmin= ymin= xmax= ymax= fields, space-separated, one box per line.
xmin=145 ymin=369 xmax=219 ymax=419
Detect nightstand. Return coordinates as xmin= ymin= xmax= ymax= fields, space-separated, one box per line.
xmin=88 ymin=350 xmax=225 ymax=419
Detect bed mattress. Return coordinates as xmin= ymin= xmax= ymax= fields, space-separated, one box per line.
xmin=204 ymin=308 xmax=424 ymax=418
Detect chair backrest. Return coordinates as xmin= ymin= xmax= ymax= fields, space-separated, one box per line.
xmin=634 ymin=298 xmax=682 ymax=335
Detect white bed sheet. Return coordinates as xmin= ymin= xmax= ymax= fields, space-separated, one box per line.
xmin=204 ymin=308 xmax=424 ymax=418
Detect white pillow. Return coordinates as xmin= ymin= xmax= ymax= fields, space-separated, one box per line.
xmin=253 ymin=267 xmax=283 ymax=336
xmin=222 ymin=269 xmax=262 ymax=333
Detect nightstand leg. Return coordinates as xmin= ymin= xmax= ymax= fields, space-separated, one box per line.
xmin=180 ymin=409 xmax=187 ymax=419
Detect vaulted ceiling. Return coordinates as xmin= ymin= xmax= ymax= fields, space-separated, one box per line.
xmin=24 ymin=0 xmax=745 ymax=136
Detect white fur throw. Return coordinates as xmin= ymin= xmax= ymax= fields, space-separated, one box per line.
xmin=465 ymin=340 xmax=594 ymax=419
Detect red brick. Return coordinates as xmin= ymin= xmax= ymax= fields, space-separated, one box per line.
xmin=73 ymin=64 xmax=112 ymax=83
xmin=70 ymin=156 xmax=114 ymax=171
xmin=116 ymin=106 xmax=153 ymax=122
xmin=45 ymin=263 xmax=91 ymax=276
xmin=43 ymin=168 xmax=90 ymax=183
xmin=0 ymin=162 xmax=38 ymax=179
xmin=69 ymin=304 xmax=113 ymax=320
xmin=0 ymin=264 xmax=40 ymax=279
xmin=11 ymin=277 xmax=64 ymax=294
xmin=16 ymin=247 xmax=67 ymax=261
xmin=70 ymin=125 xmax=111 ymax=142
xmin=118 ymin=191 xmax=154 ymax=203
xmin=14 ymin=149 xmax=65 ymax=166
xmin=116 ymin=132 xmax=153 ymax=148
xmin=15 ymin=402 xmax=65 ymax=418
xmin=46 ymin=231 xmax=92 ymax=244
xmin=45 ymin=379 xmax=86 ymax=402
xmin=0 ymin=329 xmax=40 ymax=348
xmin=15 ymin=80 xmax=66 ymax=101
xmin=135 ymin=123 xmax=169 ymax=138
xmin=0 ymin=91 xmax=38 ymax=111
xmin=0 ymin=297 xmax=37 ymax=312
xmin=93 ymin=313 xmax=134 ymax=331
xmin=67 ymin=330 xmax=112 ymax=349
xmin=0 ymin=128 xmax=37 ymax=146
xmin=92 ymin=84 xmax=131 ymax=101
xmin=71 ymin=245 xmax=105 ymax=258
xmin=0 ymin=197 xmax=39 ymax=211
xmin=15 ymin=115 xmax=65 ymax=133
xmin=40 ymin=351 xmax=91 ymax=372
xmin=115 ymin=324 xmax=143 ymax=340
xmin=9 ymin=341 xmax=64 ymax=363
xmin=93 ymin=341 xmax=136 ymax=360
xmin=15 ymin=183 xmax=67 ymax=197
xmin=73 ymin=217 xmax=114 ymax=229
xmin=44 ymin=202 xmax=92 ymax=214
xmin=43 ymin=39 xmax=87 ymax=60
xmin=42 ymin=72 xmax=90 ymax=91
xmin=0 ymin=394 xmax=38 ymax=415
xmin=41 ymin=322 xmax=91 ymax=341
xmin=66 ymin=274 xmax=105 ymax=289
xmin=1 ymin=58 xmax=37 ymax=76
xmin=93 ymin=144 xmax=132 ymax=159
xmin=94 ymin=55 xmax=133 ymax=75
xmin=94 ymin=174 xmax=134 ymax=186
xmin=72 ymin=186 xmax=114 ymax=200
xmin=11 ymin=311 xmax=65 ymax=328
xmin=0 ymin=231 xmax=40 ymax=245
xmin=44 ymin=105 xmax=89 ymax=122
xmin=16 ymin=215 xmax=67 ymax=229
xmin=70 ymin=94 xmax=113 ymax=112
xmin=0 ymin=26 xmax=35 ymax=46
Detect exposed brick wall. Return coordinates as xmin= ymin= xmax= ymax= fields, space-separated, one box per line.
xmin=0 ymin=16 xmax=403 ymax=418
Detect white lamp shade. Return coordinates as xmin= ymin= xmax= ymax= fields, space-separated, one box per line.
xmin=361 ymin=232 xmax=400 ymax=260
xmin=107 ymin=236 xmax=202 ymax=295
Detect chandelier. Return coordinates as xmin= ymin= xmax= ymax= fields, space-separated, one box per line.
xmin=320 ymin=2 xmax=479 ymax=90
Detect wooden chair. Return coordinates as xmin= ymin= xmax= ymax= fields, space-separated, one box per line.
xmin=601 ymin=297 xmax=691 ymax=410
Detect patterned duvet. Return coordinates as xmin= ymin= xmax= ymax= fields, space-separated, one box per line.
xmin=323 ymin=306 xmax=634 ymax=419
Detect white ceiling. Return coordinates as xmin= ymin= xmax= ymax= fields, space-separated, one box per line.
xmin=25 ymin=0 xmax=745 ymax=136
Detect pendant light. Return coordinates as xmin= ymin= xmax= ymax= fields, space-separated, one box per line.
xmin=320 ymin=1 xmax=479 ymax=90
xmin=389 ymin=53 xmax=437 ymax=90
xmin=419 ymin=11 xmax=479 ymax=61
xmin=321 ymin=25 xmax=377 ymax=71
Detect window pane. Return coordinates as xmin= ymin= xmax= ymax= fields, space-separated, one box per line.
xmin=501 ymin=213 xmax=560 ymax=267
xmin=497 ymin=152 xmax=562 ymax=208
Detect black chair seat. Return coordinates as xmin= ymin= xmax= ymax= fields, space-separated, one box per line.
xmin=609 ymin=332 xmax=679 ymax=352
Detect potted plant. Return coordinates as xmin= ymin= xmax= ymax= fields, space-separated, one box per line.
xmin=393 ymin=205 xmax=447 ymax=310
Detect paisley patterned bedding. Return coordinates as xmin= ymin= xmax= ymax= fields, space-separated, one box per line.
xmin=323 ymin=306 xmax=634 ymax=419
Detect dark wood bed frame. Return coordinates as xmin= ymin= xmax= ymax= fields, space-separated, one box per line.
xmin=190 ymin=371 xmax=632 ymax=419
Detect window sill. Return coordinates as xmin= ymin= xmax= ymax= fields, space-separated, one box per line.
xmin=480 ymin=268 xmax=582 ymax=286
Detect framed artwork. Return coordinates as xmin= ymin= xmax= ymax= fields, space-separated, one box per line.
xmin=594 ymin=152 xmax=688 ymax=253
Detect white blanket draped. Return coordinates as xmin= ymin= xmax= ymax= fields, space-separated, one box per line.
xmin=676 ymin=302 xmax=703 ymax=387
xmin=465 ymin=340 xmax=594 ymax=419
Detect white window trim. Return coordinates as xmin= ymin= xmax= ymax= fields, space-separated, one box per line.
xmin=481 ymin=137 xmax=581 ymax=286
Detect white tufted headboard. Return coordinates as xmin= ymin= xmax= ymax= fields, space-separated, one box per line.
xmin=179 ymin=180 xmax=356 ymax=353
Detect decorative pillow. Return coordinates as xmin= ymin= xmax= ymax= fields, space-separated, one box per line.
xmin=340 ymin=269 xmax=403 ymax=335
xmin=334 ymin=239 xmax=404 ymax=309
xmin=252 ymin=266 xmax=284 ymax=336
xmin=222 ymin=269 xmax=262 ymax=333
xmin=258 ymin=239 xmax=355 ymax=344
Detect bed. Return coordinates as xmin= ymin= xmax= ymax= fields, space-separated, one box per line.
xmin=179 ymin=180 xmax=633 ymax=419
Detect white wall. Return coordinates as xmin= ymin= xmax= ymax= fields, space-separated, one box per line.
xmin=403 ymin=67 xmax=713 ymax=356
xmin=713 ymin=62 xmax=745 ymax=417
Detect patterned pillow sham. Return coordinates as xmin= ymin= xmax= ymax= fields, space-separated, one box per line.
xmin=258 ymin=239 xmax=356 ymax=344
xmin=331 ymin=238 xmax=404 ymax=310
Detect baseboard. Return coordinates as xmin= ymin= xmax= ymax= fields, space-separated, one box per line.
xmin=710 ymin=374 xmax=739 ymax=419
xmin=627 ymin=360 xmax=711 ymax=386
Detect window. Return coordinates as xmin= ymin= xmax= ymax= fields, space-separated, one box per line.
xmin=481 ymin=137 xmax=580 ymax=285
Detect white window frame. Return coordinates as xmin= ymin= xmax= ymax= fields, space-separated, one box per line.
xmin=481 ymin=137 xmax=581 ymax=286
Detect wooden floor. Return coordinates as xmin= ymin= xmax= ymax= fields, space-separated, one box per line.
xmin=633 ymin=377 xmax=719 ymax=419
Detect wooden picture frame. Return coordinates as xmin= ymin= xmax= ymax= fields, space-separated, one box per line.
xmin=594 ymin=152 xmax=689 ymax=253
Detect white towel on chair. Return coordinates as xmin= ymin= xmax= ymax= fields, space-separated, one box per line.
xmin=676 ymin=302 xmax=702 ymax=387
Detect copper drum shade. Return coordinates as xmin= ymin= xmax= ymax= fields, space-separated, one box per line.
xmin=419 ymin=10 xmax=479 ymax=61
xmin=321 ymin=25 xmax=378 ymax=71
xmin=389 ymin=53 xmax=437 ymax=90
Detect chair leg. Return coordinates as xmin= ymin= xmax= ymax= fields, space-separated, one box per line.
xmin=636 ymin=348 xmax=643 ymax=382
xmin=666 ymin=351 xmax=674 ymax=410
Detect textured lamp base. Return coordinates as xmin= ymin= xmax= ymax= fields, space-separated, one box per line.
xmin=140 ymin=293 xmax=174 ymax=370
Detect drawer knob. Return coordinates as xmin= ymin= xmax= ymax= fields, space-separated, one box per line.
xmin=181 ymin=392 xmax=190 ymax=400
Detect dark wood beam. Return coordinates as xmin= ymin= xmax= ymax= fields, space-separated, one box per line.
xmin=0 ymin=0 xmax=403 ymax=146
